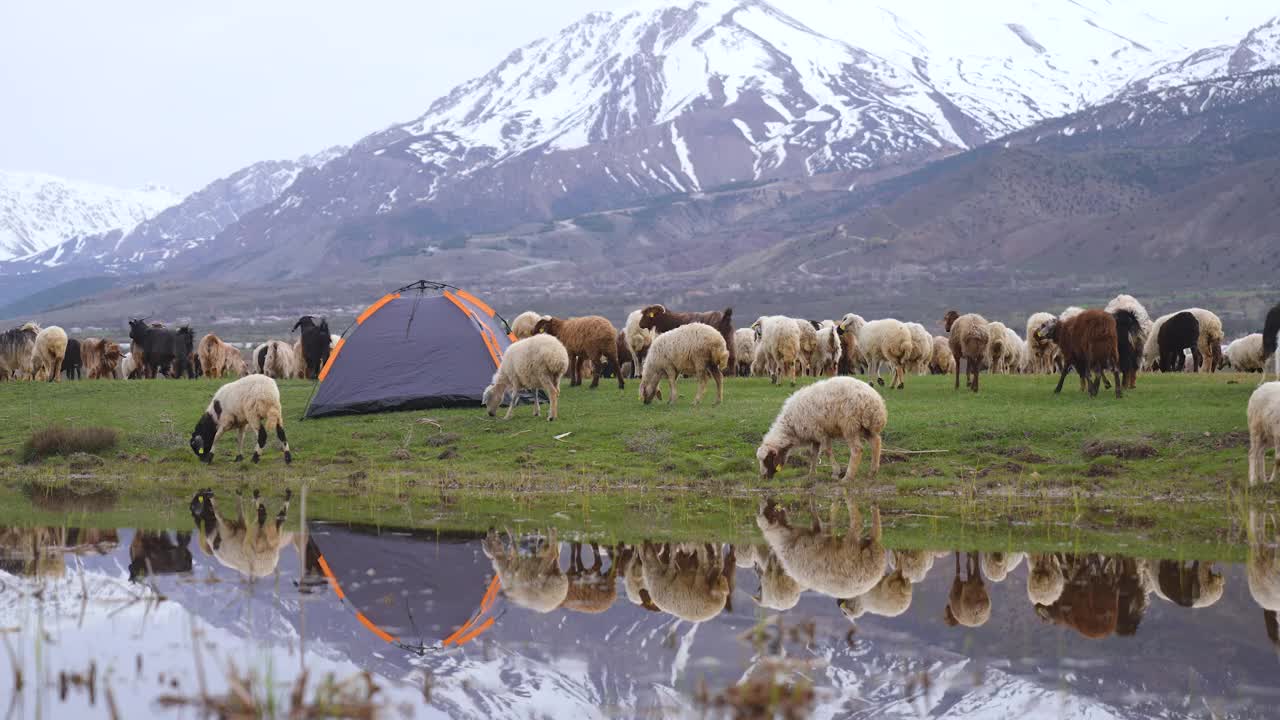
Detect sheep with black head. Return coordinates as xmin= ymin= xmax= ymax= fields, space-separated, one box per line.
xmin=190 ymin=374 xmax=292 ymax=465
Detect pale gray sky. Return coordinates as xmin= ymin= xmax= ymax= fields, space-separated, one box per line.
xmin=0 ymin=0 xmax=607 ymax=192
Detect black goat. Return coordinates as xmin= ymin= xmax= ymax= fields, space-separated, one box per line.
xmin=174 ymin=326 xmax=197 ymax=379
xmin=1111 ymin=310 xmax=1141 ymax=389
xmin=128 ymin=318 xmax=177 ymax=379
xmin=292 ymin=315 xmax=331 ymax=379
xmin=1158 ymin=311 xmax=1201 ymax=372
xmin=1264 ymin=303 xmax=1280 ymax=380
xmin=62 ymin=338 xmax=82 ymax=380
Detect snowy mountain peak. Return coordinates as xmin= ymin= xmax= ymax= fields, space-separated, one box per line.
xmin=0 ymin=171 xmax=179 ymax=261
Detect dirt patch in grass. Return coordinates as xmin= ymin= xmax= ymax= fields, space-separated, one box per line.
xmin=625 ymin=429 xmax=672 ymax=456
xmin=1086 ymin=461 xmax=1121 ymax=478
xmin=23 ymin=479 xmax=118 ymax=512
xmin=1082 ymin=439 xmax=1156 ymax=460
xmin=20 ymin=426 xmax=119 ymax=464
xmin=425 ymin=432 xmax=462 ymax=448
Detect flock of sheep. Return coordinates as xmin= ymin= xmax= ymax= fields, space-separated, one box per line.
xmin=477 ymin=502 xmax=1280 ymax=642
xmin=503 ymin=297 xmax=1280 ymax=484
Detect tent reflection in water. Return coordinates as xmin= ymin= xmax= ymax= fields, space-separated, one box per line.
xmin=305 ymin=281 xmax=512 ymax=418
xmin=303 ymin=526 xmax=502 ymax=651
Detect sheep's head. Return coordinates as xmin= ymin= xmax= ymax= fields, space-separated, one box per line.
xmin=640 ymin=378 xmax=662 ymax=404
xmin=190 ymin=409 xmax=219 ymax=464
xmin=482 ymin=382 xmax=505 ymax=416
xmin=637 ymin=305 xmax=666 ymax=330
xmin=756 ymin=498 xmax=790 ymax=531
xmin=756 ymin=443 xmax=790 ymax=479
xmin=1035 ymin=318 xmax=1060 ymax=343
xmin=943 ymin=310 xmax=960 ymax=332
xmin=837 ymin=596 xmax=865 ymax=623
xmin=531 ymin=317 xmax=559 ymax=336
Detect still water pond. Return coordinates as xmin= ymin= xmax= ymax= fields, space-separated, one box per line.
xmin=2 ymin=495 xmax=1279 ymax=718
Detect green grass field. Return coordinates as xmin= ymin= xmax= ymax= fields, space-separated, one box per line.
xmin=0 ymin=371 xmax=1274 ymax=556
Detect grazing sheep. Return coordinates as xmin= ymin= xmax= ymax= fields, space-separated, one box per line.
xmin=1104 ymin=295 xmax=1152 ymax=388
xmin=944 ymin=552 xmax=991 ymax=628
xmin=1158 ymin=311 xmax=1201 ymax=372
xmin=733 ymin=328 xmax=756 ymax=377
xmin=757 ymin=315 xmax=802 ymax=386
xmin=757 ymin=498 xmax=885 ymax=601
xmin=639 ymin=322 xmax=728 ymax=406
xmin=839 ymin=569 xmax=913 ymax=622
xmin=533 ymin=315 xmax=623 ymax=389
xmin=1226 ymin=334 xmax=1266 ymax=372
xmin=510 ymin=311 xmax=543 ymax=340
xmin=1027 ymin=553 xmax=1066 ymax=606
xmin=837 ymin=313 xmax=867 ymax=374
xmin=624 ymin=309 xmax=656 ymax=377
xmin=638 ymin=304 xmax=736 ymax=369
xmin=559 ymin=542 xmax=618 ymax=615
xmin=1036 ymin=309 xmax=1122 ymax=398
xmin=639 ymin=542 xmax=732 ymax=622
xmin=748 ymin=545 xmax=805 ymax=611
xmin=79 ymin=338 xmax=123 ymax=380
xmin=1187 ymin=308 xmax=1225 ymax=372
xmin=757 ymin=376 xmax=886 ymax=481
xmin=189 ymin=374 xmax=292 ymax=464
xmin=291 ymin=315 xmax=331 ymax=379
xmin=31 ymin=326 xmax=68 ymax=382
xmin=62 ymin=338 xmax=82 ymax=380
xmin=794 ymin=319 xmax=819 ymax=374
xmin=903 ymin=322 xmax=933 ymax=376
xmin=858 ymin=318 xmax=913 ymax=389
xmin=1025 ymin=312 xmax=1059 ymax=374
xmin=190 ymin=488 xmax=294 ymax=579
xmin=1002 ymin=327 xmax=1024 ymax=374
xmin=173 ymin=325 xmax=197 ymax=379
xmin=198 ymin=333 xmax=247 ymax=379
xmin=1248 ymin=382 xmax=1280 ymax=485
xmin=1263 ymin=303 xmax=1280 ymax=383
xmin=812 ymin=321 xmax=844 ymax=376
xmin=617 ymin=544 xmax=661 ymax=612
xmin=483 ymin=334 xmax=570 ymax=420
xmin=929 ymin=336 xmax=955 ymax=375
xmin=118 ymin=352 xmax=139 ymax=380
xmin=750 ymin=340 xmax=769 ymax=377
xmin=980 ymin=552 xmax=1025 ymax=583
xmin=944 ymin=310 xmax=990 ymax=392
xmin=482 ymin=529 xmax=568 ymax=613
xmin=1110 ymin=310 xmax=1142 ymax=389
xmin=260 ymin=340 xmax=299 ymax=380
xmin=985 ymin=321 xmax=1011 ymax=373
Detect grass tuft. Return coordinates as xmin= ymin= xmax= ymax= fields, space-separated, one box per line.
xmin=20 ymin=426 xmax=118 ymax=464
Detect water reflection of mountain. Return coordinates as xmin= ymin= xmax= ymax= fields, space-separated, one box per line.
xmin=1 ymin=508 xmax=1278 ymax=719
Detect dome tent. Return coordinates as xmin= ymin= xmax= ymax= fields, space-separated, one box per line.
xmin=305 ymin=281 xmax=512 ymax=418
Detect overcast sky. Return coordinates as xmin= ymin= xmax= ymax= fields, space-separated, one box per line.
xmin=0 ymin=0 xmax=607 ymax=192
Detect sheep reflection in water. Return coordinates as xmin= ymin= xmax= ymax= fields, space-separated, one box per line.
xmin=190 ymin=488 xmax=295 ymax=580
xmin=944 ymin=552 xmax=991 ymax=628
xmin=756 ymin=497 xmax=886 ymax=606
xmin=559 ymin=542 xmax=618 ymax=615
xmin=1248 ymin=511 xmax=1280 ymax=649
xmin=481 ymin=528 xmax=569 ymax=613
xmin=640 ymin=542 xmax=734 ymax=622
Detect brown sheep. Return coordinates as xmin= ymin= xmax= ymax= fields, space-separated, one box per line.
xmin=929 ymin=336 xmax=955 ymax=375
xmin=944 ymin=552 xmax=991 ymax=628
xmin=1035 ymin=309 xmax=1121 ymax=398
xmin=532 ymin=315 xmax=624 ymax=389
xmin=944 ymin=310 xmax=990 ymax=392
xmin=198 ymin=333 xmax=247 ymax=379
xmin=559 ymin=542 xmax=618 ymax=615
xmin=79 ymin=337 xmax=123 ymax=380
xmin=637 ymin=304 xmax=736 ymax=369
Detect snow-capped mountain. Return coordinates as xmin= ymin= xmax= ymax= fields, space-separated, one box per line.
xmin=0 ymin=171 xmax=177 ymax=261
xmin=5 ymin=146 xmax=344 ymax=274
xmin=1115 ymin=16 xmax=1280 ymax=98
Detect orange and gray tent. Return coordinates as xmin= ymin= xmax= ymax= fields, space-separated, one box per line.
xmin=306 ymin=281 xmax=512 ymax=418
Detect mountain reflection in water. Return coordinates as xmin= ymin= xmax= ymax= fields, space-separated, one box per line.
xmin=1 ymin=499 xmax=1278 ymax=718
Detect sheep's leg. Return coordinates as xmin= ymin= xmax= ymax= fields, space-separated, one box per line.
xmin=842 ymin=434 xmax=862 ymax=481
xmin=531 ymin=385 xmax=541 ymax=417
xmin=1113 ymin=367 xmax=1122 ymax=399
xmin=867 ymin=431 xmax=882 ymax=479
xmin=275 ymin=418 xmax=292 ymax=465
xmin=806 ymin=442 xmax=820 ymax=479
xmin=253 ymin=489 xmax=267 ymax=527
xmin=589 ymin=354 xmax=602 ymax=389
xmin=547 ymin=377 xmax=560 ymax=421
xmin=610 ymin=349 xmax=625 ymax=389
xmin=253 ymin=423 xmax=269 ymax=463
xmin=667 ymin=371 xmax=678 ymax=405
xmin=275 ymin=488 xmax=292 ymax=530
xmin=1192 ymin=348 xmax=1203 ymax=373
xmin=1250 ymin=433 xmax=1264 ymax=486
xmin=848 ymin=499 xmax=862 ymax=538
xmin=234 ymin=428 xmax=246 ymax=463
xmin=503 ymin=388 xmax=520 ymax=419
xmin=954 ymin=353 xmax=962 ymax=390
xmin=712 ymin=365 xmax=724 ymax=405
xmin=1052 ymin=364 xmax=1071 ymax=394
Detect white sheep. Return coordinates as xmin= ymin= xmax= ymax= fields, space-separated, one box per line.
xmin=930 ymin=336 xmax=956 ymax=375
xmin=1248 ymin=382 xmax=1280 ymax=485
xmin=624 ymin=309 xmax=656 ymax=378
xmin=1247 ymin=511 xmax=1280 ymax=620
xmin=794 ymin=318 xmax=819 ymax=375
xmin=858 ymin=318 xmax=913 ymax=389
xmin=757 ymin=498 xmax=885 ymax=601
xmin=117 ymin=352 xmax=137 ymax=380
xmin=903 ymin=322 xmax=933 ymax=375
xmin=811 ymin=321 xmax=843 ymax=376
xmin=893 ymin=549 xmax=936 ymax=584
xmin=733 ymin=328 xmax=757 ymax=377
xmin=1060 ymin=306 xmax=1084 ymax=323
xmin=639 ymin=322 xmax=729 ymax=405
xmin=1105 ymin=294 xmax=1153 ymax=375
xmin=189 ymin=374 xmax=292 ymax=464
xmin=1188 ymin=307 xmax=1225 ymax=371
xmin=1226 ymin=334 xmax=1266 ymax=372
xmin=1025 ymin=312 xmax=1059 ymax=374
xmin=980 ymin=551 xmax=1025 ymax=582
xmin=985 ymin=321 xmax=1011 ymax=373
xmin=483 ymin=334 xmax=570 ymax=421
xmin=31 ymin=326 xmax=68 ymax=383
xmin=483 ymin=529 xmax=568 ymax=613
xmin=838 ymin=569 xmax=912 ymax=622
xmin=510 ymin=311 xmax=543 ymax=340
xmin=1002 ymin=327 xmax=1024 ymax=374
xmin=748 ymin=546 xmax=804 ymax=611
xmin=756 ymin=376 xmax=886 ymax=481
xmin=640 ymin=542 xmax=730 ymax=622
xmin=750 ymin=340 xmax=770 ymax=377
xmin=757 ymin=315 xmax=801 ymax=386
xmin=1027 ymin=553 xmax=1065 ymax=606
xmin=261 ymin=340 xmax=298 ymax=380
xmin=945 ymin=311 xmax=991 ymax=392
